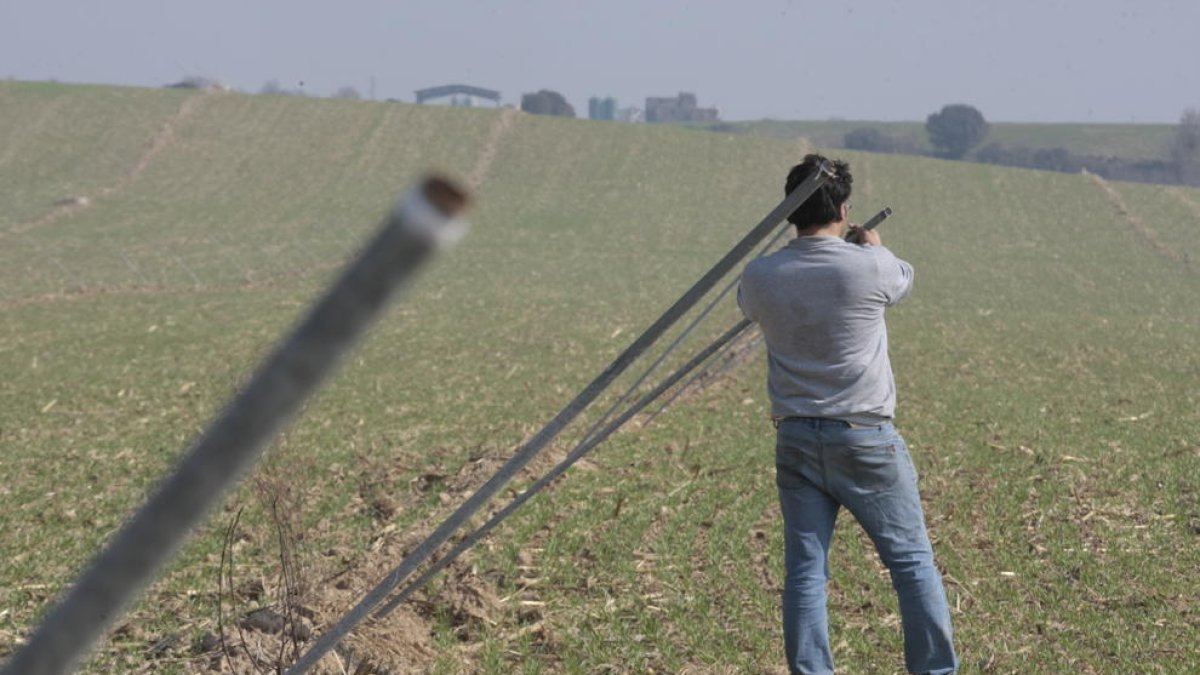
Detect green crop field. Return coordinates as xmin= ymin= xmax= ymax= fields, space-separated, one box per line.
xmin=1 ymin=81 xmax=1197 ymax=674
xmin=713 ymin=119 xmax=1178 ymax=161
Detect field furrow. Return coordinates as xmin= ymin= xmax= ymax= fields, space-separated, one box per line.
xmin=2 ymin=90 xmax=215 ymax=240
xmin=1084 ymin=170 xmax=1183 ymax=264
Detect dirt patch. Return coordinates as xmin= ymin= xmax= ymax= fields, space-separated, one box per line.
xmin=120 ymin=92 xmax=212 ymax=188
xmin=468 ymin=107 xmax=520 ymax=192
xmin=154 ymin=596 xmax=436 ymax=674
xmin=288 ymin=441 xmax=581 ymax=672
xmin=119 ymin=445 xmax=540 ymax=673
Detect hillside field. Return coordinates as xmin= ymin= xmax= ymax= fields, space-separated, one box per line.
xmin=1 ymin=81 xmax=1198 ymax=673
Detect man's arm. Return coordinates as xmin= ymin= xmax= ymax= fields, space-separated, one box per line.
xmin=847 ymin=218 xmax=912 ymax=303
xmin=737 ymin=265 xmax=759 ymax=323
xmin=849 ymin=226 xmax=914 ymax=304
xmin=876 ymin=246 xmax=914 ymax=305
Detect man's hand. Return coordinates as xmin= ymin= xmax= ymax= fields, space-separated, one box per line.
xmin=845 ymin=225 xmax=881 ymax=246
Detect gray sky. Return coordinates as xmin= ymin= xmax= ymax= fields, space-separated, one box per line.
xmin=2 ymin=0 xmax=1197 ymax=123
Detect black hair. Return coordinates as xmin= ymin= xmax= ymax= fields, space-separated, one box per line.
xmin=785 ymin=154 xmax=853 ymax=229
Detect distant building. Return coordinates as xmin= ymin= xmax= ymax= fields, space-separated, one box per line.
xmin=414 ymin=84 xmax=501 ymax=107
xmin=589 ymin=96 xmax=617 ymax=121
xmin=644 ymin=92 xmax=719 ymax=123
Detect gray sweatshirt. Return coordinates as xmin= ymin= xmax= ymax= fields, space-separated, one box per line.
xmin=737 ymin=235 xmax=914 ymax=424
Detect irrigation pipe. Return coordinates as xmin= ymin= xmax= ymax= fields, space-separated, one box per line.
xmin=373 ymin=318 xmax=754 ymax=619
xmin=285 ymin=163 xmax=834 ymax=673
xmin=1 ymin=175 xmax=471 ymax=675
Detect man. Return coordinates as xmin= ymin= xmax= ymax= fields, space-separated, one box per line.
xmin=737 ymin=155 xmax=958 ymax=674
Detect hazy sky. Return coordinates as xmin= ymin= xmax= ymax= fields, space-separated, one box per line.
xmin=2 ymin=0 xmax=1196 ymax=123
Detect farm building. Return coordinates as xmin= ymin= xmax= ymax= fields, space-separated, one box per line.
xmin=414 ymin=84 xmax=501 ymax=107
xmin=644 ymin=92 xmax=719 ymax=123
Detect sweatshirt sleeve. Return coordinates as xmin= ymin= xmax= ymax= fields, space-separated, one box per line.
xmin=874 ymin=247 xmax=915 ymax=306
xmin=737 ymin=264 xmax=758 ymax=322
xmin=737 ymin=281 xmax=755 ymax=322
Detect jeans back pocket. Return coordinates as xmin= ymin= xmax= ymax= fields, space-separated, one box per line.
xmin=831 ymin=433 xmax=900 ymax=493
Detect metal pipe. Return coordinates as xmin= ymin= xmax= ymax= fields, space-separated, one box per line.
xmin=372 ymin=319 xmax=754 ymax=620
xmin=1 ymin=175 xmax=470 ymax=675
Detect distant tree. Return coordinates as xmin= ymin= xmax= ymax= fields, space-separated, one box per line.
xmin=333 ymin=86 xmax=362 ymax=100
xmin=843 ymin=127 xmax=920 ymax=154
xmin=844 ymin=128 xmax=885 ymax=151
xmin=975 ymin=142 xmax=1179 ymax=184
xmin=1169 ymin=108 xmax=1200 ymax=186
xmin=925 ymin=104 xmax=989 ymax=159
xmin=1031 ymin=147 xmax=1081 ymax=173
xmin=844 ymin=127 xmax=916 ymax=153
xmin=975 ymin=142 xmax=1034 ymax=167
xmin=521 ymin=90 xmax=575 ymax=117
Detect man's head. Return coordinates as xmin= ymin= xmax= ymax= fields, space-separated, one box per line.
xmin=785 ymin=154 xmax=853 ymax=231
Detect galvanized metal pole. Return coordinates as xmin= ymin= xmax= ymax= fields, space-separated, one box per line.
xmin=372 ymin=318 xmax=754 ymax=620
xmin=1 ymin=175 xmax=470 ymax=675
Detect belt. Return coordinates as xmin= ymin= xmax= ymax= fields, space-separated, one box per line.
xmin=772 ymin=416 xmax=878 ymax=430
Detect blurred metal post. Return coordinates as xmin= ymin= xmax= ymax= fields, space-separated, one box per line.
xmin=1 ymin=175 xmax=470 ymax=675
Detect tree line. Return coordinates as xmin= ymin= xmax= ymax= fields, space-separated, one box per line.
xmin=844 ymin=104 xmax=1200 ymax=187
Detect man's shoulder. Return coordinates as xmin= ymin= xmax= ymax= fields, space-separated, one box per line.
xmin=742 ymin=251 xmax=778 ymax=278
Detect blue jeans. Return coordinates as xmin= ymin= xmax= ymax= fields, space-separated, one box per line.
xmin=775 ymin=418 xmax=957 ymax=675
